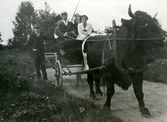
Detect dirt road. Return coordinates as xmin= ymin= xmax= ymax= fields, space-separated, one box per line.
xmin=47 ymin=68 xmax=167 ymax=122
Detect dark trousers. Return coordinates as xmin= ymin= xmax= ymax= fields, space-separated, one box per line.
xmin=34 ymin=57 xmax=48 ymax=80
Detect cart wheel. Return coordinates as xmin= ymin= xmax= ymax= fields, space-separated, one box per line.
xmin=54 ymin=60 xmax=63 ymax=86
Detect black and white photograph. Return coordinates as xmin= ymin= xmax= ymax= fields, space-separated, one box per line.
xmin=0 ymin=0 xmax=167 ymax=121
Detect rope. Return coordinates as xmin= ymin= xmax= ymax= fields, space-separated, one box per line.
xmin=80 ymin=37 xmax=164 ymax=42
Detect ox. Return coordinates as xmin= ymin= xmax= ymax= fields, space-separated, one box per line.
xmin=84 ymin=5 xmax=167 ymax=117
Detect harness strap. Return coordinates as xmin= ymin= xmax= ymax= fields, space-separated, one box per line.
xmin=109 ymin=19 xmax=147 ymax=73
xmin=111 ymin=20 xmax=126 ymax=72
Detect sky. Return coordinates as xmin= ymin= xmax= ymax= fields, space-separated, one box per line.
xmin=0 ymin=0 xmax=167 ymax=45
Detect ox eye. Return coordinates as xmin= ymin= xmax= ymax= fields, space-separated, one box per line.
xmin=140 ymin=23 xmax=148 ymax=28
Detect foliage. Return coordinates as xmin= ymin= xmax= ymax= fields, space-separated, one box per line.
xmin=144 ymin=59 xmax=167 ymax=83
xmin=0 ymin=44 xmax=5 ymax=50
xmin=0 ymin=72 xmax=30 ymax=97
xmin=0 ymin=50 xmax=122 ymax=122
xmin=144 ymin=46 xmax=167 ymax=83
xmin=10 ymin=2 xmax=57 ymax=51
xmin=0 ymin=32 xmax=3 ymax=42
xmin=0 ymin=50 xmax=34 ymax=78
xmin=11 ymin=1 xmax=36 ymax=50
xmin=0 ymin=32 xmax=5 ymax=50
xmin=36 ymin=2 xmax=57 ymax=40
xmin=104 ymin=26 xmax=113 ymax=34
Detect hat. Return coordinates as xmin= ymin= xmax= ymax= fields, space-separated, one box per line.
xmin=55 ymin=15 xmax=62 ymax=22
xmin=81 ymin=15 xmax=88 ymax=20
xmin=61 ymin=11 xmax=68 ymax=16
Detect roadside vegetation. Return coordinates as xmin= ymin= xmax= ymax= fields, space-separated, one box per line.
xmin=144 ymin=46 xmax=167 ymax=83
xmin=0 ymin=1 xmax=166 ymax=121
xmin=0 ymin=49 xmax=122 ymax=122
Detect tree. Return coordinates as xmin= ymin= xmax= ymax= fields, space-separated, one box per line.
xmin=36 ymin=2 xmax=57 ymax=40
xmin=12 ymin=1 xmax=36 ymax=50
xmin=0 ymin=32 xmax=3 ymax=50
xmin=11 ymin=1 xmax=58 ymax=51
xmin=0 ymin=32 xmax=3 ymax=42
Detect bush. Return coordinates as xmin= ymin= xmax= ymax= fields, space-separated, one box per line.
xmin=0 ymin=72 xmax=30 ymax=97
xmin=144 ymin=46 xmax=167 ymax=83
xmin=0 ymin=50 xmax=35 ymax=78
xmin=144 ymin=59 xmax=167 ymax=83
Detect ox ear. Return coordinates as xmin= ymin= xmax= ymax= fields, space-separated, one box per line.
xmin=121 ymin=18 xmax=132 ymax=27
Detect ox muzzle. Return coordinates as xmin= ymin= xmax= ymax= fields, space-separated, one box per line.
xmin=126 ymin=66 xmax=146 ymax=74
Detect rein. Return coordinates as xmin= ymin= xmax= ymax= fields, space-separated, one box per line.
xmin=81 ymin=37 xmax=164 ymax=42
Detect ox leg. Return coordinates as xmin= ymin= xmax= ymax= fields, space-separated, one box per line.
xmin=87 ymin=72 xmax=96 ymax=99
xmin=104 ymin=81 xmax=115 ymax=110
xmin=132 ymin=73 xmax=151 ymax=117
xmin=94 ymin=76 xmax=103 ymax=96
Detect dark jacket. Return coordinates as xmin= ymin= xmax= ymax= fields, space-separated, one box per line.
xmin=73 ymin=22 xmax=79 ymax=35
xmin=27 ymin=33 xmax=45 ymax=59
xmin=57 ymin=21 xmax=76 ymax=38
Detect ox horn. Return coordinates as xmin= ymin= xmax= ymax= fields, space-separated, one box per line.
xmin=153 ymin=12 xmax=158 ymax=18
xmin=128 ymin=4 xmax=134 ymax=18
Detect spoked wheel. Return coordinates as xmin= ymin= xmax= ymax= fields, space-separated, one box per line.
xmin=54 ymin=60 xmax=63 ymax=86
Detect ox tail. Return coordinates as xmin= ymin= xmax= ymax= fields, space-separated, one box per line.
xmin=82 ymin=37 xmax=90 ymax=70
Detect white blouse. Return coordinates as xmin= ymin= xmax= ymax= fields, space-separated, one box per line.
xmin=76 ymin=23 xmax=93 ymax=40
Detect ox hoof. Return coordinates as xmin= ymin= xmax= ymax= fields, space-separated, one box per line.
xmin=96 ymin=90 xmax=103 ymax=96
xmin=140 ymin=107 xmax=151 ymax=118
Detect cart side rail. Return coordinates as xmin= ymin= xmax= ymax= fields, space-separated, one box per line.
xmin=45 ymin=52 xmax=58 ymax=62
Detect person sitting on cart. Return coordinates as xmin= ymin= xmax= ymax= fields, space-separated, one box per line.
xmin=54 ymin=14 xmax=65 ymax=56
xmin=59 ymin=11 xmax=77 ymax=39
xmin=76 ymin=15 xmax=94 ymax=40
xmin=54 ymin=14 xmax=62 ymax=39
xmin=54 ymin=12 xmax=77 ymax=55
xmin=73 ymin=13 xmax=81 ymax=35
xmin=76 ymin=15 xmax=94 ymax=70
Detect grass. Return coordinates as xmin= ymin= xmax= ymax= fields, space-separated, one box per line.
xmin=0 ymin=49 xmax=122 ymax=122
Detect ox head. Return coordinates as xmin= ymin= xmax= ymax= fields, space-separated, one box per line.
xmin=116 ymin=5 xmax=167 ymax=73
xmin=121 ymin=4 xmax=167 ymax=52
